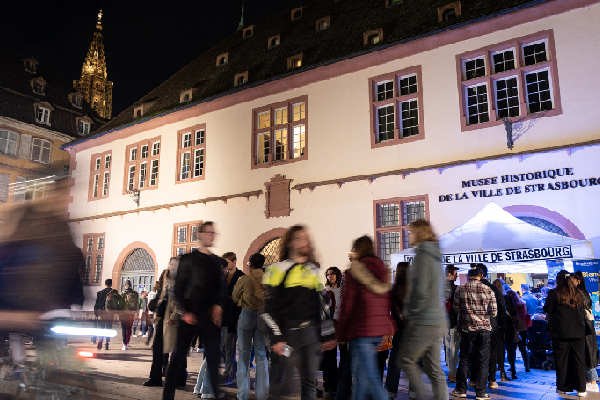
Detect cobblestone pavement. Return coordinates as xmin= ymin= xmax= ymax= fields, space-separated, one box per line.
xmin=26 ymin=334 xmax=600 ymax=400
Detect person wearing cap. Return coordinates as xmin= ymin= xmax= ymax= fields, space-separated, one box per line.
xmin=232 ymin=253 xmax=269 ymax=400
xmin=443 ymin=264 xmax=460 ymax=382
xmin=452 ymin=267 xmax=497 ymax=400
xmin=521 ymin=283 xmax=540 ymax=317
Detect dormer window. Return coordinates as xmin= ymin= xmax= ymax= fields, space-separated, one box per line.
xmin=23 ymin=58 xmax=38 ymax=74
xmin=267 ymin=35 xmax=281 ymax=50
xmin=386 ymin=0 xmax=403 ymax=7
xmin=287 ymin=54 xmax=303 ymax=71
xmin=242 ymin=25 xmax=254 ymax=40
xmin=363 ymin=29 xmax=383 ymax=46
xmin=133 ymin=106 xmax=143 ymax=119
xmin=34 ymin=103 xmax=52 ymax=125
xmin=31 ymin=77 xmax=46 ymax=95
xmin=69 ymin=92 xmax=83 ymax=109
xmin=291 ymin=7 xmax=303 ymax=21
xmin=437 ymin=1 xmax=462 ymax=23
xmin=216 ymin=52 xmax=229 ymax=67
xmin=180 ymin=89 xmax=193 ymax=104
xmin=234 ymin=71 xmax=249 ymax=87
xmin=316 ymin=16 xmax=331 ymax=32
xmin=77 ymin=117 xmax=91 ymax=136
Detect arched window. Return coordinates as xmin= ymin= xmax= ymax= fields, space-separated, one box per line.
xmin=260 ymin=237 xmax=282 ymax=266
xmin=120 ymin=248 xmax=155 ymax=293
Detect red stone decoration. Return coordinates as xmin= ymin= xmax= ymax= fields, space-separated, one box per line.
xmin=265 ymin=174 xmax=292 ymax=218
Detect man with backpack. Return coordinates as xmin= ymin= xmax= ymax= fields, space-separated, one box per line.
xmin=94 ymin=278 xmax=117 ymax=350
xmin=121 ymin=280 xmax=139 ymax=351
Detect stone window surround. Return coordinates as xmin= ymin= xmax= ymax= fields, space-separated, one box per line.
xmin=234 ymin=71 xmax=249 ymax=87
xmin=34 ymin=102 xmax=53 ymax=126
xmin=31 ymin=77 xmax=46 ymax=95
xmin=373 ymin=194 xmax=429 ymax=265
xmin=176 ymin=123 xmax=206 ymax=184
xmin=76 ymin=116 xmax=92 ymax=135
xmin=315 ymin=16 xmax=331 ymax=32
xmin=368 ymin=65 xmax=425 ymax=148
xmin=122 ymin=136 xmax=161 ymax=194
xmin=242 ymin=25 xmax=255 ymax=39
xmin=455 ymin=29 xmax=562 ymax=132
xmin=251 ymin=95 xmax=308 ymax=169
xmin=88 ymin=150 xmax=112 ymax=201
xmin=363 ymin=28 xmax=383 ymax=46
xmin=180 ymin=88 xmax=193 ymax=104
xmin=437 ymin=1 xmax=462 ymax=23
xmin=172 ymin=220 xmax=203 ymax=256
xmin=286 ymin=53 xmax=303 ymax=70
xmin=267 ymin=34 xmax=281 ymax=50
xmin=82 ymin=233 xmax=105 ymax=286
xmin=291 ymin=7 xmax=303 ymax=21
xmin=216 ymin=52 xmax=229 ymax=67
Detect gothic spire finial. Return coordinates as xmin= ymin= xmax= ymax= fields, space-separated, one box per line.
xmin=96 ymin=9 xmax=103 ymax=30
xmin=237 ymin=0 xmax=246 ymax=31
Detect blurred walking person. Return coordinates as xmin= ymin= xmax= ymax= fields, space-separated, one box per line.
xmin=144 ymin=268 xmax=171 ymax=387
xmin=120 ymin=279 xmax=139 ymax=350
xmin=94 ymin=279 xmax=115 ymax=350
xmin=443 ymin=264 xmax=460 ymax=383
xmin=397 ymin=219 xmax=448 ymax=400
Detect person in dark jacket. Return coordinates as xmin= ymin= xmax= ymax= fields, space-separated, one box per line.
xmin=221 ymin=251 xmax=245 ymax=385
xmin=544 ymin=270 xmax=587 ymax=397
xmin=386 ymin=261 xmax=410 ymax=398
xmin=94 ymin=278 xmax=114 ymax=351
xmin=321 ymin=266 xmax=343 ymax=400
xmin=443 ymin=264 xmax=460 ymax=382
xmin=337 ymin=235 xmax=394 ymax=400
xmin=144 ymin=268 xmax=170 ymax=387
xmin=573 ymin=271 xmax=599 ymax=393
xmin=162 ymin=221 xmax=226 ymax=400
xmin=505 ymin=289 xmax=531 ymax=379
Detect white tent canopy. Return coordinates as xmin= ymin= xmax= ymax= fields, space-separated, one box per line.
xmin=391 ymin=202 xmax=594 ymax=273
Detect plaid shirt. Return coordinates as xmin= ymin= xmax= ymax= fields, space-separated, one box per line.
xmin=453 ymin=279 xmax=497 ymax=332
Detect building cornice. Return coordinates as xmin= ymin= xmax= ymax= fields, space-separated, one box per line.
xmin=0 ymin=116 xmax=74 ymax=142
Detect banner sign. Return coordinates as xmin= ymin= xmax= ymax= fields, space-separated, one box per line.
xmin=546 ymin=259 xmax=564 ymax=282
xmin=573 ymin=259 xmax=600 ymax=321
xmin=400 ymin=245 xmax=572 ymax=264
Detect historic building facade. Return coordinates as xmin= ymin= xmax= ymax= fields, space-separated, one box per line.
xmin=64 ymin=0 xmax=600 ymax=305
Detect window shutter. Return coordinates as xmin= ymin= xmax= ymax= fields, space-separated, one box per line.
xmin=19 ymin=134 xmax=32 ymax=159
xmin=265 ymin=174 xmax=292 ymax=218
xmin=0 ymin=174 xmax=8 ymax=202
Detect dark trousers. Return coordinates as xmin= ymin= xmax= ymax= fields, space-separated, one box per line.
xmin=385 ymin=333 xmax=402 ymax=395
xmin=162 ymin=318 xmax=221 ymax=400
xmin=377 ymin=349 xmax=389 ymax=381
xmin=488 ymin=330 xmax=498 ymax=381
xmin=149 ymin=319 xmax=169 ymax=383
xmin=456 ymin=331 xmax=491 ymax=396
xmin=554 ymin=338 xmax=586 ymax=393
xmin=506 ymin=330 xmax=529 ymax=374
xmin=335 ymin=343 xmax=351 ymax=400
xmin=121 ymin=313 xmax=134 ymax=345
xmin=96 ymin=317 xmax=112 ymax=345
xmin=495 ymin=329 xmax=507 ymax=377
xmin=321 ymin=345 xmax=339 ymax=394
xmin=269 ymin=325 xmax=320 ymax=400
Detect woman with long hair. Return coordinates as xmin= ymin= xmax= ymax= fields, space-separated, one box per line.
xmin=573 ymin=271 xmax=599 ymax=393
xmin=386 ymin=261 xmax=410 ymax=398
xmin=544 ymin=270 xmax=587 ymax=397
xmin=505 ymin=289 xmax=531 ymax=379
xmin=337 ymin=235 xmax=394 ymax=400
xmin=397 ymin=220 xmax=448 ymax=400
xmin=321 ymin=266 xmax=343 ymax=399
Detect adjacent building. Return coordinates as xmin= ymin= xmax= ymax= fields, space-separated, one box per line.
xmin=63 ymin=0 xmax=600 ymax=306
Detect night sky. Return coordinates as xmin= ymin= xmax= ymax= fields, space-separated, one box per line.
xmin=1 ymin=0 xmax=299 ymax=116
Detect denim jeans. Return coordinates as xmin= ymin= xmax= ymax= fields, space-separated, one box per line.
xmin=222 ymin=326 xmax=237 ymax=382
xmin=236 ymin=309 xmax=269 ymax=400
xmin=398 ymin=325 xmax=448 ymax=400
xmin=456 ymin=331 xmax=491 ymax=397
xmin=350 ymin=337 xmax=388 ymax=400
xmin=194 ymin=357 xmax=213 ymax=396
xmin=443 ymin=328 xmax=460 ymax=378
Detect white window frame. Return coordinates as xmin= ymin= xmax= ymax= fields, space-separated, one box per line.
xmin=31 ymin=138 xmax=51 ymax=164
xmin=35 ymin=106 xmax=51 ymax=125
xmin=78 ymin=119 xmax=91 ymax=135
xmin=0 ymin=131 xmax=18 ymax=156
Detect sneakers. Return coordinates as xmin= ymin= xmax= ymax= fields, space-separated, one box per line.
xmin=489 ymin=381 xmax=499 ymax=389
xmin=476 ymin=394 xmax=490 ymax=400
xmin=142 ymin=379 xmax=162 ymax=387
xmin=121 ymin=344 xmax=128 ymax=351
xmin=578 ymin=392 xmax=587 ymax=397
xmin=105 ymin=342 xmax=109 ymax=350
xmin=451 ymin=389 xmax=467 ymax=398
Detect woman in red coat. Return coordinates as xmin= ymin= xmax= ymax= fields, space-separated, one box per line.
xmin=337 ymin=235 xmax=395 ymax=400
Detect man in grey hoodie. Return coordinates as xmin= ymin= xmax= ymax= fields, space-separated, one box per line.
xmin=398 ymin=220 xmax=448 ymax=400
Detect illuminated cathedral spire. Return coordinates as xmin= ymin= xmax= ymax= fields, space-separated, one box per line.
xmin=73 ymin=9 xmax=113 ymax=119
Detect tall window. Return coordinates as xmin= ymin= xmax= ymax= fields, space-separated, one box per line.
xmin=77 ymin=118 xmax=91 ymax=135
xmin=0 ymin=130 xmax=18 ymax=156
xmin=89 ymin=151 xmax=111 ymax=200
xmin=172 ymin=221 xmax=202 ymax=256
xmin=82 ymin=233 xmax=105 ymax=285
xmin=374 ymin=196 xmax=428 ymax=265
xmin=369 ymin=66 xmax=424 ymax=147
xmin=177 ymin=125 xmax=206 ymax=183
xmin=252 ymin=96 xmax=307 ymax=168
xmin=123 ymin=137 xmax=161 ymax=193
xmin=457 ymin=30 xmax=560 ymax=130
xmin=31 ymin=138 xmax=51 ymax=164
xmin=34 ymin=105 xmax=51 ymax=125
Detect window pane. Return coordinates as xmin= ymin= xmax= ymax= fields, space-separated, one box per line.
xmin=141 ymin=145 xmax=148 ymax=158
xmin=31 ymin=139 xmax=41 ymax=161
xmin=377 ymin=105 xmax=395 ymax=142
xmin=102 ymin=172 xmax=110 ymax=196
xmin=150 ymin=160 xmax=159 ymax=186
xmin=130 ymin=147 xmax=137 ymax=161
xmin=377 ymin=203 xmax=400 ymax=227
xmin=195 ymin=130 xmax=205 ymax=146
xmin=84 ymin=256 xmax=92 ymax=282
xmin=257 ymin=133 xmax=270 ymax=164
xmin=95 ymin=255 xmax=103 ymax=283
xmin=523 ymin=42 xmax=547 ymax=66
xmin=525 ymin=70 xmax=553 ymax=113
xmin=466 ymin=84 xmax=489 ymax=124
xmin=139 ymin=163 xmax=147 ymax=188
xmin=92 ymin=174 xmax=99 ymax=198
xmin=292 ymin=125 xmax=305 ymax=159
xmin=292 ymin=102 xmax=305 ymax=121
xmin=40 ymin=140 xmax=50 ymax=163
xmin=274 ymin=128 xmax=288 ymax=161
xmin=182 ymin=133 xmax=192 ymax=148
xmin=274 ymin=107 xmax=288 ymax=125
xmin=493 ymin=50 xmax=515 ymax=73
xmin=180 ymin=152 xmax=191 ymax=180
xmin=177 ymin=226 xmax=188 ymax=243
xmin=193 ymin=149 xmax=204 ymax=177
xmin=377 ymin=231 xmax=400 ymax=265
xmin=97 ymin=236 xmax=104 ymax=249
xmin=191 ymin=225 xmax=200 ymax=242
xmin=495 ymin=77 xmax=520 ymax=118
xmin=464 ymin=57 xmax=485 ymax=80
xmin=128 ymin=166 xmax=136 ymax=191
xmin=87 ymin=237 xmax=94 ymax=252
xmin=257 ymin=111 xmax=271 ymax=129
xmin=104 ymin=154 xmax=111 ymax=169
xmin=0 ymin=174 xmax=8 ymax=203
xmin=176 ymin=247 xmax=187 ymax=256
xmin=95 ymin=157 xmax=101 ymax=170
xmin=403 ymin=201 xmax=425 ymax=225
xmin=376 ymin=81 xmax=394 ymax=101
xmin=399 ymin=74 xmax=418 ymax=96
xmin=400 ymin=99 xmax=419 ymax=137
xmin=152 ymin=142 xmax=160 ymax=156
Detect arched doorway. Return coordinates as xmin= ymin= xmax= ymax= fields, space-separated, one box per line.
xmin=243 ymin=228 xmax=287 ymax=272
xmin=119 ymin=247 xmax=155 ymax=293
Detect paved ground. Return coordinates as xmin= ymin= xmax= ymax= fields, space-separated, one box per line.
xmin=6 ymin=332 xmax=600 ymax=399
